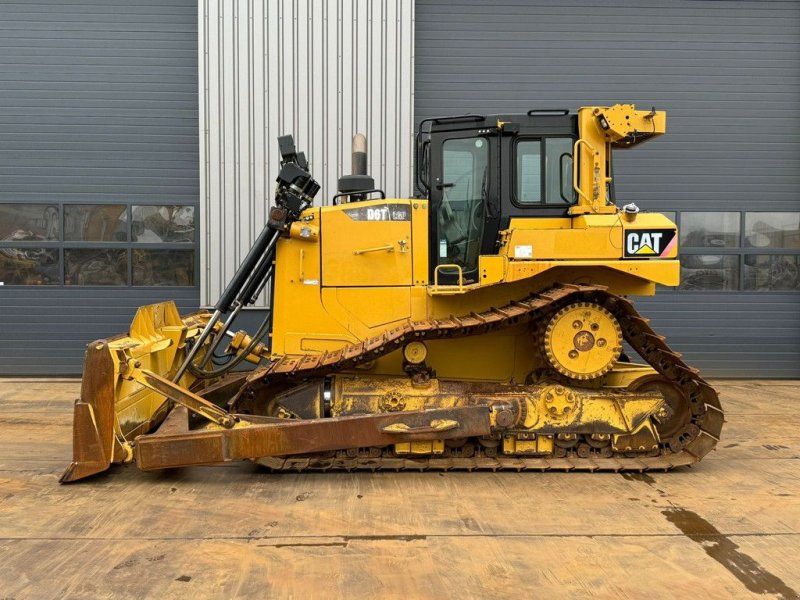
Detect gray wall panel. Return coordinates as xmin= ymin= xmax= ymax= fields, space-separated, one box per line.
xmin=0 ymin=0 xmax=199 ymax=376
xmin=416 ymin=0 xmax=800 ymax=376
xmin=635 ymin=293 xmax=800 ymax=378
xmin=0 ymin=288 xmax=200 ymax=375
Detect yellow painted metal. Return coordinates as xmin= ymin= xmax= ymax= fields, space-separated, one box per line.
xmin=520 ymin=383 xmax=664 ymax=436
xmin=288 ymin=220 xmax=319 ymax=242
xmin=432 ymin=263 xmax=464 ymax=293
xmin=267 ymin=123 xmax=677 ymax=372
xmin=503 ymin=213 xmax=676 ymax=261
xmin=418 ymin=331 xmax=525 ymax=382
xmin=501 ymin=434 xmax=553 ymax=455
xmin=321 ymin=199 xmax=413 ymax=287
xmin=572 ymin=104 xmax=666 ymax=215
xmin=477 ymin=255 xmax=506 ymax=286
xmin=410 ymin=200 xmax=429 ymax=286
xmin=403 ymin=341 xmax=428 ymax=364
xmin=272 ymin=233 xmax=350 ymax=355
xmin=126 ymin=367 xmax=235 ymax=428
xmin=394 ymin=440 xmax=445 ymax=455
xmin=505 ymin=261 xmax=678 ymax=290
xmin=326 ymin=375 xmax=663 ymax=455
xmin=572 ymin=138 xmax=597 ymax=206
xmin=542 ymin=302 xmax=623 ymax=381
xmin=113 ymin=303 xmax=201 ymax=437
xmin=76 ymin=302 xmax=208 ymax=464
xmin=604 ymin=362 xmax=659 ymax=389
xmin=329 ymin=287 xmax=411 ymax=330
xmin=537 ymin=434 xmax=554 ymax=454
xmin=504 ymin=219 xmax=623 ymax=260
xmin=383 ymin=419 xmax=458 ymax=433
xmin=224 ymin=330 xmax=268 ymax=364
xmin=505 ymin=218 xmax=571 ymax=230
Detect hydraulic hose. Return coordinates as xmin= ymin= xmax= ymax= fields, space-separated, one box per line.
xmin=187 ymin=309 xmax=273 ymax=379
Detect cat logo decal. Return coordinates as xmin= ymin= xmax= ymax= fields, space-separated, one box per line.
xmin=624 ymin=229 xmax=677 ymax=258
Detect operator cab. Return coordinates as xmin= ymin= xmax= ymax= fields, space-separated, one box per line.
xmin=416 ymin=111 xmax=581 ymax=284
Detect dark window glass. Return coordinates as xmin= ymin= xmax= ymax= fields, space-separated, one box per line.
xmin=0 ymin=204 xmax=60 ymax=241
xmin=438 ymin=137 xmax=488 ymax=273
xmin=0 ymin=248 xmax=59 ymax=285
xmin=133 ymin=249 xmax=195 ymax=286
xmin=64 ymin=205 xmax=127 ymax=242
xmin=680 ymin=255 xmax=739 ymax=291
xmin=680 ymin=212 xmax=740 ymax=248
xmin=65 ymin=249 xmax=127 ymax=285
xmin=744 ymin=213 xmax=800 ymax=249
xmin=743 ymin=255 xmax=799 ymax=291
xmin=132 ymin=206 xmax=195 ymax=243
xmin=545 ymin=137 xmax=575 ymax=205
xmin=516 ymin=138 xmax=576 ymax=206
xmin=516 ymin=141 xmax=542 ymax=204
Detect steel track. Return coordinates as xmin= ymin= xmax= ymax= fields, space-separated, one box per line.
xmin=240 ymin=283 xmax=724 ymax=472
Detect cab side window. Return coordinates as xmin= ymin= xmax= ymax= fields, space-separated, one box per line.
xmin=516 ymin=141 xmax=542 ymax=204
xmin=516 ymin=137 xmax=576 ymax=206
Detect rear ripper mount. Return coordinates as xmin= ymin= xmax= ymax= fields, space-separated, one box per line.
xmin=61 ymin=284 xmax=723 ymax=481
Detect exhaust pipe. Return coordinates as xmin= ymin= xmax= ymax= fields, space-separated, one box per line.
xmin=352 ymin=133 xmax=367 ymax=176
xmin=337 ymin=133 xmax=376 ymax=202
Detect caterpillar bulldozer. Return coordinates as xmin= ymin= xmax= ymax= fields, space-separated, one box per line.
xmin=60 ymin=104 xmax=723 ymax=482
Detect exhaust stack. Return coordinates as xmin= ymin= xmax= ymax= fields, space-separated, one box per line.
xmin=337 ymin=133 xmax=375 ymax=202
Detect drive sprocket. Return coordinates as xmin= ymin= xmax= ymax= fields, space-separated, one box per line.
xmin=541 ymin=302 xmax=623 ymax=381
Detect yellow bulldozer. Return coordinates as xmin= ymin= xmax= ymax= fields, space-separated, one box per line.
xmin=61 ymin=104 xmax=723 ymax=482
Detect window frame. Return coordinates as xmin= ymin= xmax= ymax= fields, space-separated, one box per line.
xmin=511 ymin=135 xmax=577 ymax=208
xmin=437 ymin=135 xmax=491 ymax=275
xmin=0 ymin=201 xmax=199 ymax=288
xmin=661 ymin=210 xmax=800 ymax=293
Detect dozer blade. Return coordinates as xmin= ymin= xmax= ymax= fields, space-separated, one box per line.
xmin=60 ymin=341 xmax=122 ymax=483
xmin=60 ymin=301 xmax=208 ymax=483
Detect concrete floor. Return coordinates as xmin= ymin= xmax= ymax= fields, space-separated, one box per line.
xmin=0 ymin=380 xmax=798 ymax=599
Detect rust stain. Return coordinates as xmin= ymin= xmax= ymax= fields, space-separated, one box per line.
xmin=663 ymin=508 xmax=798 ymax=600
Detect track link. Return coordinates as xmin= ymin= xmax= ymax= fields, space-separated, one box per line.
xmin=240 ymin=284 xmax=723 ymax=472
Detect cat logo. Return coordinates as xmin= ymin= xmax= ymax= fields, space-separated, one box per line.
xmin=624 ymin=229 xmax=677 ymax=258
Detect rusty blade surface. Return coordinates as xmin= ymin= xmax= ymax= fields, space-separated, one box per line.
xmin=134 ymin=404 xmax=492 ymax=471
xmin=59 ymin=341 xmax=119 ymax=483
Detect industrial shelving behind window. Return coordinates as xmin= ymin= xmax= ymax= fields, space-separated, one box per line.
xmin=0 ymin=202 xmax=197 ymax=287
xmin=667 ymin=211 xmax=800 ymax=292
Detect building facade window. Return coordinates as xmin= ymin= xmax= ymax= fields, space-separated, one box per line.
xmin=673 ymin=211 xmax=800 ymax=292
xmin=0 ymin=202 xmax=197 ymax=287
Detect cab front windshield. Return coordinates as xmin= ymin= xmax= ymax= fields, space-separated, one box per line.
xmin=438 ymin=137 xmax=488 ymax=274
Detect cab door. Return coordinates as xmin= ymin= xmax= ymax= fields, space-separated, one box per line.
xmin=429 ymin=131 xmax=499 ymax=284
xmin=321 ymin=200 xmax=413 ymax=287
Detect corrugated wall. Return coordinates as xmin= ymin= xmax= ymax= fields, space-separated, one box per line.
xmin=415 ymin=0 xmax=800 ymax=377
xmin=0 ymin=0 xmax=199 ymax=376
xmin=199 ymin=0 xmax=415 ymax=306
